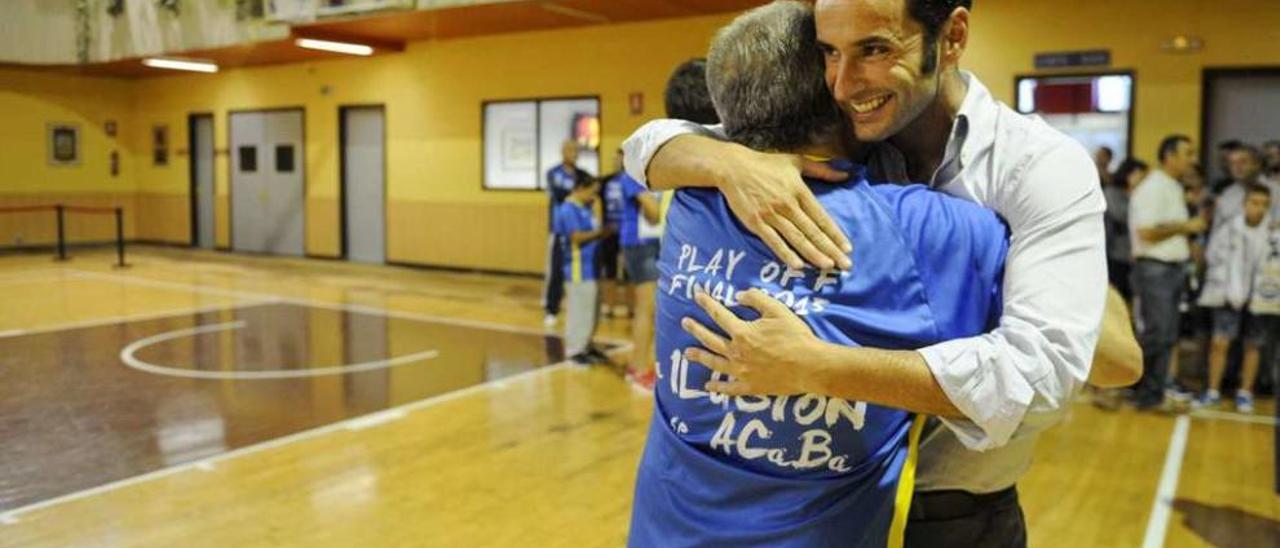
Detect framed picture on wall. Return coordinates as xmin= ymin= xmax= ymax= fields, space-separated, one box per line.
xmin=47 ymin=123 xmax=80 ymax=166
xmin=481 ymin=96 xmax=601 ymax=191
xmin=153 ymin=124 xmax=169 ymax=166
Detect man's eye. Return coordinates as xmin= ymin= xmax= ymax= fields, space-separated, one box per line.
xmin=863 ymin=45 xmax=890 ymax=57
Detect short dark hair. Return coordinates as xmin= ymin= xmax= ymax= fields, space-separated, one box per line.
xmin=664 ymin=58 xmax=720 ymax=124
xmin=574 ymin=176 xmax=598 ymax=191
xmin=1245 ymin=182 xmax=1272 ymax=198
xmin=1230 ymin=144 xmax=1263 ymax=163
xmin=1111 ymin=158 xmax=1148 ymax=188
xmin=1218 ymin=139 xmax=1244 ymax=151
xmin=909 ymin=0 xmax=973 ymax=74
xmin=1158 ymin=135 xmax=1191 ymax=163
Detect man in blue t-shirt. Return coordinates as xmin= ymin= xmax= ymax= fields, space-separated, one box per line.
xmin=544 ymin=140 xmax=594 ymax=328
xmin=553 ymin=176 xmax=615 ymax=365
xmin=628 ymin=3 xmax=1008 ymax=546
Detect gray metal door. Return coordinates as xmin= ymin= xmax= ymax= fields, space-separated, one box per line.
xmin=1205 ymin=71 xmax=1280 ymax=182
xmin=229 ymin=110 xmax=305 ymax=256
xmin=192 ymin=115 xmax=215 ymax=249
xmin=230 ymin=111 xmax=265 ymax=253
xmin=342 ymin=106 xmax=386 ymax=264
xmin=263 ymin=110 xmax=305 ymax=256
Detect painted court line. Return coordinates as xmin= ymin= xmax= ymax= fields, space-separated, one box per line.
xmin=119 ymin=320 xmax=441 ymax=380
xmin=0 ymin=360 xmax=575 ymax=523
xmin=1141 ymin=414 xmax=1191 ymax=548
xmin=71 ymin=268 xmax=630 ymax=345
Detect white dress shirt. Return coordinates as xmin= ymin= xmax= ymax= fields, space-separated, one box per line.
xmin=1129 ymin=169 xmax=1191 ymax=263
xmin=622 ymin=72 xmax=1107 ymax=493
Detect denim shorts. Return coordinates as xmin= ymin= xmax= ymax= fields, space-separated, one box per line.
xmin=1211 ymin=308 xmax=1274 ymax=347
xmin=623 ymin=241 xmax=661 ymax=284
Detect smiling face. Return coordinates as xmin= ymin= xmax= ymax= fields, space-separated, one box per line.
xmin=816 ymin=0 xmax=951 ymax=143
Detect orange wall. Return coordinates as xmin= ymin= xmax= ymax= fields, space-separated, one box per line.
xmin=5 ymin=0 xmax=1280 ymax=268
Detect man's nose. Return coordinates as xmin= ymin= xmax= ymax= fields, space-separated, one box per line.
xmin=829 ymin=57 xmax=863 ymax=102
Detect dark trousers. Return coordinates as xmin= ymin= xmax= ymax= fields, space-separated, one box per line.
xmin=1132 ymin=259 xmax=1187 ymax=407
xmin=542 ymin=234 xmax=565 ymax=316
xmin=1108 ymin=259 xmax=1132 ymax=303
xmin=905 ymin=487 xmax=1026 ymax=548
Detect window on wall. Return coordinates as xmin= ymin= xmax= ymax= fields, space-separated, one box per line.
xmin=1016 ymin=72 xmax=1135 ymax=171
xmin=483 ymin=97 xmax=600 ymax=190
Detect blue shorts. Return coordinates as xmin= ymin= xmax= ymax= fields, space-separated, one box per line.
xmin=623 ymin=241 xmax=660 ymax=284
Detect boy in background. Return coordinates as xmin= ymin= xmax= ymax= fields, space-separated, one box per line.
xmin=1197 ymin=184 xmax=1275 ymax=412
xmin=554 ymin=177 xmax=615 ymax=365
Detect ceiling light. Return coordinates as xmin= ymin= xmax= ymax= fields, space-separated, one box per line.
xmin=142 ymin=57 xmax=219 ymax=73
xmin=295 ymin=38 xmax=374 ymax=56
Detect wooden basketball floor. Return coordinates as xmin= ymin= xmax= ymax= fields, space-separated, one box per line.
xmin=0 ymin=247 xmax=1275 ymax=547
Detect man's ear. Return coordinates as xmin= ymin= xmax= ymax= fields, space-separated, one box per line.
xmin=941 ymin=7 xmax=969 ymax=69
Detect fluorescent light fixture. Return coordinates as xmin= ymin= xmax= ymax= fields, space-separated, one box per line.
xmin=295 ymin=38 xmax=374 ymax=56
xmin=142 ymin=57 xmax=218 ymax=73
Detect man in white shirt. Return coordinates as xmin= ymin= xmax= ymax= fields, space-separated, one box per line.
xmin=1212 ymin=145 xmax=1280 ymax=232
xmin=621 ymin=0 xmax=1139 ymax=545
xmin=1128 ymin=135 xmax=1208 ymax=409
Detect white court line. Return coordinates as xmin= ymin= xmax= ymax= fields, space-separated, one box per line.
xmin=0 ymin=360 xmax=576 ymax=523
xmin=1190 ymin=408 xmax=1278 ymax=426
xmin=0 ymin=301 xmax=274 ymax=340
xmin=71 ymin=268 xmax=630 ymax=345
xmin=1142 ymin=414 xmax=1191 ymax=548
xmin=120 ymin=321 xmax=440 ymax=380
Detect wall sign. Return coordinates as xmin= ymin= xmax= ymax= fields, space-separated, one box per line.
xmin=1034 ymin=50 xmax=1111 ymax=69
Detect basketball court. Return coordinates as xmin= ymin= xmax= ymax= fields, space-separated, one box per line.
xmin=2 ymin=0 xmax=1279 ymax=546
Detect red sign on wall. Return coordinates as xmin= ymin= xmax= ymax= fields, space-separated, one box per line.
xmin=629 ymin=92 xmax=644 ymax=115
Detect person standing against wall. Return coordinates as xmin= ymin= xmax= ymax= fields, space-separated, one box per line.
xmin=543 ymin=139 xmax=594 ymax=328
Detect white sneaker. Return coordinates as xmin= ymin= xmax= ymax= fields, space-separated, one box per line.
xmin=543 ymin=314 xmax=557 ymax=328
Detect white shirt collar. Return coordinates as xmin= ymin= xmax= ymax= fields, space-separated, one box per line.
xmin=933 ymin=71 xmax=997 ymax=186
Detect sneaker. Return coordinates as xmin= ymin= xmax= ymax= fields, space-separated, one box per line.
xmin=569 ymin=353 xmax=595 ymax=367
xmin=1235 ymin=391 xmax=1255 ymax=413
xmin=626 ymin=368 xmax=657 ymax=393
xmin=1165 ymin=384 xmax=1194 ymax=405
xmin=585 ymin=346 xmax=612 ymax=365
xmin=543 ymin=314 xmax=557 ymax=328
xmin=1193 ymin=389 xmax=1221 ymax=410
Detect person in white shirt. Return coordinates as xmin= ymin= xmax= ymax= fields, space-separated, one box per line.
xmin=1212 ymin=145 xmax=1280 ymax=233
xmin=621 ymin=0 xmax=1140 ymax=545
xmin=1195 ymin=184 xmax=1274 ymax=413
xmin=1128 ymin=135 xmax=1209 ymax=409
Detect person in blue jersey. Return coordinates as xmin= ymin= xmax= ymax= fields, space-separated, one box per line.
xmin=598 ymin=155 xmax=627 ymax=319
xmin=543 ymin=139 xmax=595 ymax=328
xmin=628 ymin=3 xmax=1008 ymax=546
xmin=554 ymin=176 xmax=615 ymax=366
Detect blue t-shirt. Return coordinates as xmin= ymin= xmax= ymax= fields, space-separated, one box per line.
xmin=553 ymin=200 xmax=600 ymax=282
xmin=629 ymin=160 xmax=1008 ymax=548
xmin=618 ymin=172 xmax=660 ymax=248
xmin=546 ymin=164 xmax=590 ymax=229
xmin=602 ymin=173 xmax=626 ymax=227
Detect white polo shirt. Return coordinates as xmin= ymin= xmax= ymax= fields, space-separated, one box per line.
xmin=1129 ymin=169 xmax=1190 ymax=263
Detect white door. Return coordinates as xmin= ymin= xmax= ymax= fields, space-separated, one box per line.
xmin=229 ymin=110 xmax=305 ymax=256
xmin=342 ymin=106 xmax=386 ymax=264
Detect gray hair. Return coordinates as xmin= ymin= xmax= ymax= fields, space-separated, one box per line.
xmin=706 ymin=0 xmax=843 ymax=152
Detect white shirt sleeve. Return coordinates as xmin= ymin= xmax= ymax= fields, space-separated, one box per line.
xmin=621 ymin=119 xmax=726 ymax=187
xmin=919 ymin=141 xmax=1108 ymax=451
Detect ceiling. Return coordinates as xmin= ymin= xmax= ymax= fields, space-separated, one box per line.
xmin=5 ymin=0 xmax=764 ymax=79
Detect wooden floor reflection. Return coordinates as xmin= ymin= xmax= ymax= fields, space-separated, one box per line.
xmin=0 ymin=302 xmax=568 ymax=512
xmin=0 ymin=248 xmax=1273 ymax=547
